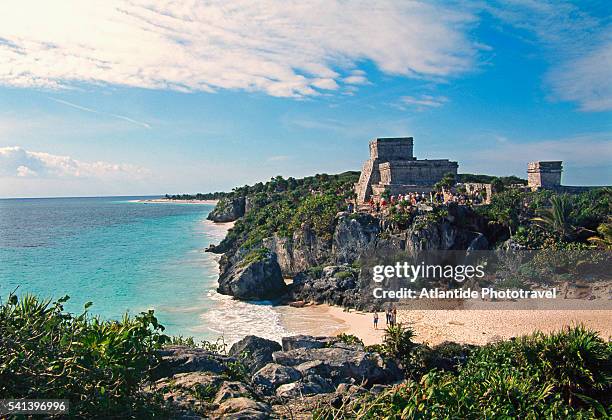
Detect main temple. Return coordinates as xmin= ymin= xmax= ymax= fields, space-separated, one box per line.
xmin=355 ymin=137 xmax=458 ymax=204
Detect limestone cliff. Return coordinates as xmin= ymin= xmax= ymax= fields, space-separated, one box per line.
xmin=207 ymin=196 xmax=246 ymax=222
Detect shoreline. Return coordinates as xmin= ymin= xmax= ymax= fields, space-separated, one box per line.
xmin=134 ymin=198 xmax=219 ymax=204
xmin=281 ymin=304 xmax=612 ymax=346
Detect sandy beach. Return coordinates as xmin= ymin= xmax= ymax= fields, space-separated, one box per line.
xmin=281 ymin=304 xmax=612 ymax=346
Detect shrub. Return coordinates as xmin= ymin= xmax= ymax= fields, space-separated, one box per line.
xmin=0 ymin=293 xmax=171 ymax=418
xmin=315 ymin=326 xmax=611 ymax=419
xmin=335 ymin=333 xmax=364 ymax=347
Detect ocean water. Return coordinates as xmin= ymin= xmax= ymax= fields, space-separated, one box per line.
xmin=0 ymin=196 xmax=292 ymax=342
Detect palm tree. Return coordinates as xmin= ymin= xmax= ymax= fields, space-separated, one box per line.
xmin=587 ymin=217 xmax=612 ymax=250
xmin=532 ymin=194 xmax=577 ymax=241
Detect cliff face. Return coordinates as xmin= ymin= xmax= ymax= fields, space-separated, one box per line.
xmin=207 ymin=196 xmax=246 ymax=222
xmin=211 ymin=199 xmax=490 ymax=306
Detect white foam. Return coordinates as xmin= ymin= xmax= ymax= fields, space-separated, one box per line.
xmin=200 ymin=290 xmax=289 ymax=344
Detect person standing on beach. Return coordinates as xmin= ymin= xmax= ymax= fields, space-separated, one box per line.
xmin=373 ymin=312 xmax=379 ymax=329
xmin=386 ymin=308 xmax=391 ymax=325
xmin=392 ymin=307 xmax=398 ymax=326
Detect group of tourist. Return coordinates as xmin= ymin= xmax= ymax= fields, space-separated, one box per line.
xmin=372 ymin=306 xmax=398 ymax=329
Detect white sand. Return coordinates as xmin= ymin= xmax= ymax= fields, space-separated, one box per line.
xmin=281 ymin=304 xmax=612 ymax=346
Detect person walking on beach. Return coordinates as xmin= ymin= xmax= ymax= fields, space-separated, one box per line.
xmin=392 ymin=307 xmax=398 ymax=326
xmin=373 ymin=312 xmax=379 ymax=329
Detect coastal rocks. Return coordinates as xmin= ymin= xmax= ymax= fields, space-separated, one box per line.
xmin=276 ymin=374 xmax=335 ymax=398
xmin=290 ymin=265 xmax=360 ymax=307
xmin=153 ymin=346 xmax=236 ymax=379
xmin=229 ymin=335 xmax=282 ymax=373
xmin=153 ymin=371 xmax=224 ymax=409
xmin=207 ymin=196 xmax=245 ymax=223
xmin=281 ymin=335 xmax=335 ymax=351
xmin=212 ymin=397 xmax=272 ymax=420
xmin=271 ymin=346 xmax=400 ymax=386
xmin=213 ymin=381 xmax=254 ymax=404
xmin=217 ymin=250 xmax=286 ymax=300
xmin=152 ymin=334 xmax=404 ymax=418
xmin=251 ymin=363 xmax=301 ymax=395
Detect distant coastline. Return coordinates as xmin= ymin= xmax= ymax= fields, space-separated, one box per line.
xmin=133 ymin=198 xmax=219 ymax=204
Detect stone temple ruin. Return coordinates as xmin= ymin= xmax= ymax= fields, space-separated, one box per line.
xmin=355 ymin=137 xmax=458 ymax=204
xmin=527 ymin=161 xmax=562 ymax=190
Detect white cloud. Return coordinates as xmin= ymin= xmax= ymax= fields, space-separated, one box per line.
xmin=547 ymin=38 xmax=612 ymax=112
xmin=0 ymin=1 xmax=477 ymax=98
xmin=0 ymin=146 xmax=150 ymax=179
xmin=483 ymin=0 xmax=612 ymax=111
xmin=401 ymin=95 xmax=449 ymax=108
xmin=343 ymin=70 xmax=369 ymax=85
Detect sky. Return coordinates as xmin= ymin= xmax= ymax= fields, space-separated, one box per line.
xmin=0 ymin=0 xmax=610 ymax=198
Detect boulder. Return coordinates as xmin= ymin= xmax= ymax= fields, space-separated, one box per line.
xmin=217 ymin=250 xmax=286 ymax=300
xmin=251 ymin=363 xmax=301 ymax=395
xmin=213 ymin=397 xmax=271 ymax=420
xmin=281 ymin=335 xmax=335 ymax=351
xmin=275 ymin=374 xmax=334 ymax=398
xmin=272 ymin=347 xmax=400 ymax=386
xmin=229 ymin=335 xmax=281 ymax=373
xmin=153 ymin=346 xmax=235 ymax=379
xmin=213 ymin=381 xmax=253 ymax=404
xmin=153 ymin=371 xmax=223 ymax=409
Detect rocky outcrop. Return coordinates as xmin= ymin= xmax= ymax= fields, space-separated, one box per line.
xmin=217 ymin=250 xmax=286 ymax=300
xmin=152 ymin=334 xmax=403 ymax=418
xmin=332 ymin=213 xmax=380 ymax=264
xmin=263 ymin=226 xmax=331 ymax=276
xmin=281 ymin=335 xmax=336 ymax=351
xmin=229 ymin=335 xmax=282 ymax=373
xmin=207 ymin=196 xmax=246 ymax=223
xmin=153 ymin=346 xmax=236 ymax=379
xmin=290 ymin=265 xmax=360 ymax=307
xmin=271 ymin=346 xmax=401 ymax=386
xmin=213 ymin=397 xmax=272 ymax=419
xmin=251 ymin=363 xmax=301 ymax=395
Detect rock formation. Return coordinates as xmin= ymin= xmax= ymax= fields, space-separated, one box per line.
xmin=217 ymin=250 xmax=286 ymax=300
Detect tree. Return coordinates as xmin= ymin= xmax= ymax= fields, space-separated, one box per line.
xmin=487 ymin=189 xmax=523 ymax=236
xmin=587 ymin=217 xmax=612 ymax=250
xmin=434 ymin=172 xmax=456 ymax=192
xmin=532 ymin=194 xmax=577 ymax=241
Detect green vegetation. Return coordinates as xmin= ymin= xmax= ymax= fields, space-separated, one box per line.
xmin=0 ymin=293 xmax=171 ymax=418
xmin=458 ymin=173 xmax=527 ymax=185
xmin=433 ymin=172 xmax=456 ymax=191
xmin=164 ymin=192 xmax=228 ymax=200
xmin=479 ymin=187 xmax=610 ymax=247
xmin=218 ymin=171 xmax=359 ymax=252
xmin=316 ymin=325 xmax=611 ymax=419
xmin=334 ymin=333 xmax=364 ymax=347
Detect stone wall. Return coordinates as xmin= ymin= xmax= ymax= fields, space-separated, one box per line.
xmin=369 ymin=137 xmax=414 ymax=160
xmin=355 ymin=136 xmax=458 ymax=204
xmin=379 ymin=160 xmax=457 ymax=186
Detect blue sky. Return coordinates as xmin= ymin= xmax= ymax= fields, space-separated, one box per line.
xmin=0 ymin=0 xmax=610 ymax=198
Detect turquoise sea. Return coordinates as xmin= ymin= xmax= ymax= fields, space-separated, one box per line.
xmin=0 ymin=196 xmax=292 ymax=342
